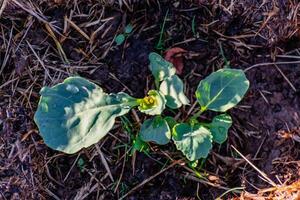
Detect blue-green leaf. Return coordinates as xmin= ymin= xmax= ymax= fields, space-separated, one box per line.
xmin=131 ymin=135 xmax=149 ymax=154
xmin=124 ymin=24 xmax=133 ymax=34
xmin=172 ymin=123 xmax=212 ymax=161
xmin=115 ymin=34 xmax=125 ymax=45
xmin=139 ymin=116 xmax=171 ymax=145
xmin=196 ymin=68 xmax=249 ymax=112
xmin=164 ymin=116 xmax=177 ymax=129
xmin=160 ymin=75 xmax=189 ymax=109
xmin=34 ymin=77 xmax=137 ymax=154
xmin=209 ymin=114 xmax=232 ymax=144
xmin=149 ymin=52 xmax=176 ymax=82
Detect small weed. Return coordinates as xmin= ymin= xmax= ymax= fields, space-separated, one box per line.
xmin=192 ymin=15 xmax=199 ymax=38
xmin=155 ymin=9 xmax=169 ymax=51
xmin=115 ymin=24 xmax=133 ymax=45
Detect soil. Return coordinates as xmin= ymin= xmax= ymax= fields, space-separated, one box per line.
xmin=1 ymin=0 xmax=300 ymax=200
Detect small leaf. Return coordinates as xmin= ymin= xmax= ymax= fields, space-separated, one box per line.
xmin=160 ymin=75 xmax=189 ymax=109
xmin=164 ymin=47 xmax=187 ymax=74
xmin=172 ymin=123 xmax=212 ymax=161
xmin=132 ymin=135 xmax=149 ymax=154
xmin=164 ymin=116 xmax=177 ymax=129
xmin=115 ymin=34 xmax=125 ymax=45
xmin=77 ymin=158 xmax=85 ymax=172
xmin=34 ymin=77 xmax=138 ymax=154
xmin=149 ymin=52 xmax=176 ymax=82
xmin=124 ymin=24 xmax=133 ymax=34
xmin=139 ymin=116 xmax=171 ymax=145
xmin=138 ymin=90 xmax=166 ymax=115
xmin=209 ymin=114 xmax=232 ymax=144
xmin=196 ymin=68 xmax=249 ymax=112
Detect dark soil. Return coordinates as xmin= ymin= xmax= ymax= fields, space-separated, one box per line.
xmin=1 ymin=0 xmax=300 ymax=200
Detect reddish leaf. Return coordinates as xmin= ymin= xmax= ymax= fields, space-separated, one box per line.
xmin=164 ymin=47 xmax=187 ymax=75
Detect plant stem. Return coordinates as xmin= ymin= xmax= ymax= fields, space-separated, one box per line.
xmin=154 ymin=79 xmax=160 ymax=90
xmin=218 ymin=42 xmax=230 ymax=68
xmin=191 ymin=107 xmax=206 ymax=120
xmin=127 ymin=99 xmax=141 ymax=107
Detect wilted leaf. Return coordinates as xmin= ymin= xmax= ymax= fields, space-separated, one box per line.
xmin=160 ymin=75 xmax=189 ymax=109
xmin=209 ymin=114 xmax=232 ymax=144
xmin=165 ymin=47 xmax=187 ymax=74
xmin=172 ymin=123 xmax=212 ymax=161
xmin=34 ymin=77 xmax=138 ymax=154
xmin=139 ymin=116 xmax=171 ymax=145
xmin=196 ymin=68 xmax=249 ymax=112
xmin=149 ymin=52 xmax=176 ymax=82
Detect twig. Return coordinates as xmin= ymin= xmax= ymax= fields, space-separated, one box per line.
xmin=183 ymin=174 xmax=230 ymax=191
xmin=63 ymin=153 xmax=81 ymax=182
xmin=114 ymin=147 xmax=127 ymax=193
xmin=244 ymin=60 xmax=300 ymax=72
xmin=161 ymin=151 xmax=230 ymax=190
xmin=11 ymin=0 xmax=48 ymax=24
xmin=215 ymin=187 xmax=244 ymax=200
xmin=231 ymin=145 xmax=277 ymax=187
xmin=44 ymin=188 xmax=61 ymax=200
xmin=65 ymin=17 xmax=91 ymax=41
xmin=119 ymin=160 xmax=181 ymax=200
xmin=44 ymin=24 xmax=69 ymax=65
xmin=95 ymin=144 xmax=114 ymax=182
xmin=273 ymin=64 xmax=296 ymax=92
xmin=0 ymin=0 xmax=8 ymax=17
xmin=0 ymin=25 xmax=13 ymax=75
xmin=26 ymin=40 xmax=53 ymax=82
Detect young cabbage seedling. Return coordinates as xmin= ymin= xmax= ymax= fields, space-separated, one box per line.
xmin=34 ymin=52 xmax=249 ymax=162
xmin=140 ymin=53 xmax=249 ymax=161
xmin=115 ymin=24 xmax=133 ymax=45
xmin=34 ymin=52 xmax=187 ymax=154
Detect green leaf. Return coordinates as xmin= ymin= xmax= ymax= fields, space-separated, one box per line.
xmin=149 ymin=52 xmax=176 ymax=82
xmin=138 ymin=90 xmax=166 ymax=115
xmin=77 ymin=158 xmax=85 ymax=172
xmin=34 ymin=77 xmax=138 ymax=154
xmin=196 ymin=68 xmax=249 ymax=112
xmin=209 ymin=114 xmax=232 ymax=144
xmin=139 ymin=116 xmax=171 ymax=145
xmin=172 ymin=123 xmax=212 ymax=161
xmin=131 ymin=135 xmax=149 ymax=154
xmin=124 ymin=24 xmax=133 ymax=34
xmin=115 ymin=34 xmax=125 ymax=45
xmin=164 ymin=116 xmax=177 ymax=129
xmin=188 ymin=160 xmax=198 ymax=168
xmin=160 ymin=75 xmax=189 ymax=109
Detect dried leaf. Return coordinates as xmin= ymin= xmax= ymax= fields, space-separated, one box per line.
xmin=164 ymin=47 xmax=187 ymax=74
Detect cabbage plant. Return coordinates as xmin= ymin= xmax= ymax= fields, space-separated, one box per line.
xmin=34 ymin=52 xmax=249 ymax=161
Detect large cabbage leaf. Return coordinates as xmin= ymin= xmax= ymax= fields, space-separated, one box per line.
xmin=196 ymin=68 xmax=249 ymax=112
xmin=34 ymin=77 xmax=137 ymax=154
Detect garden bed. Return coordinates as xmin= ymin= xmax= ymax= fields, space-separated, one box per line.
xmin=1 ymin=1 xmax=300 ymax=199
